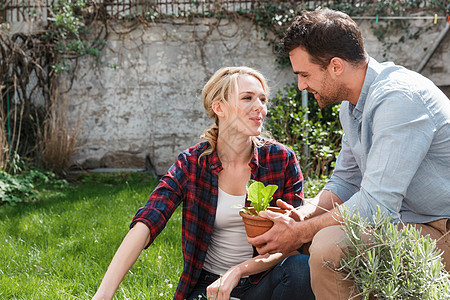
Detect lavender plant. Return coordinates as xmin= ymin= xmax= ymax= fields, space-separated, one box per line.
xmin=338 ymin=206 xmax=450 ymax=299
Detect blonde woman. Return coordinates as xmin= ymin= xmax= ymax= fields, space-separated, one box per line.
xmin=93 ymin=67 xmax=314 ymax=300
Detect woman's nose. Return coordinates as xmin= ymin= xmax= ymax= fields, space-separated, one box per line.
xmin=253 ymin=98 xmax=264 ymax=111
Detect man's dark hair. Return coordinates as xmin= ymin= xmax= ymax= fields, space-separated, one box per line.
xmin=281 ymin=8 xmax=366 ymax=69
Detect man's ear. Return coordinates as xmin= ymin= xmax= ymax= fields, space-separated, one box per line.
xmin=211 ymin=101 xmax=226 ymax=118
xmin=328 ymin=57 xmax=345 ymax=76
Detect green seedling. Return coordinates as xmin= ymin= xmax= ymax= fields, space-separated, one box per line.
xmin=234 ymin=180 xmax=278 ymax=216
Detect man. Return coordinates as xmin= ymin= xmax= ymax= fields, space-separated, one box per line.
xmin=248 ymin=8 xmax=450 ymax=299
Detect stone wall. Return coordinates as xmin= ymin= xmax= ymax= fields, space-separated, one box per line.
xmin=68 ymin=18 xmax=296 ymax=174
xmin=65 ymin=17 xmax=449 ymax=175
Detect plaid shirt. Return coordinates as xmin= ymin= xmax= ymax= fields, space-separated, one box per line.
xmin=130 ymin=140 xmax=304 ymax=300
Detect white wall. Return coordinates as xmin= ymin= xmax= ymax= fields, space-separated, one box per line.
xmin=68 ymin=18 xmax=296 ymax=174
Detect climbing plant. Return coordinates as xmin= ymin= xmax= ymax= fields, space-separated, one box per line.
xmin=243 ymin=0 xmax=448 ymax=64
xmin=0 ymin=0 xmax=107 ymax=172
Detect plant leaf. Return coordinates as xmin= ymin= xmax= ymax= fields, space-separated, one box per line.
xmin=247 ymin=181 xmax=278 ymax=214
xmin=258 ymin=184 xmax=277 ymax=211
xmin=241 ymin=207 xmax=257 ymax=216
xmin=247 ymin=181 xmax=265 ymax=211
xmin=246 ymin=179 xmax=256 ymax=191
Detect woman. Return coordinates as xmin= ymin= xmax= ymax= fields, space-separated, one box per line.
xmin=93 ymin=67 xmax=314 ymax=300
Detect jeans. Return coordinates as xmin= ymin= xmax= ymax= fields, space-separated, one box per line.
xmin=187 ymin=254 xmax=314 ymax=300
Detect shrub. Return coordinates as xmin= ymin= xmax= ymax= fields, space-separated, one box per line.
xmin=0 ymin=170 xmax=35 ymax=205
xmin=0 ymin=114 xmax=7 ymax=170
xmin=303 ymin=176 xmax=329 ymax=198
xmin=39 ymin=79 xmax=80 ymax=176
xmin=0 ymin=156 xmax=67 ymax=205
xmin=266 ymin=83 xmax=343 ymax=179
xmin=338 ymin=206 xmax=450 ymax=299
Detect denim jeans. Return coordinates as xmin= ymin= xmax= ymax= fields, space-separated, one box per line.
xmin=187 ymin=254 xmax=314 ymax=300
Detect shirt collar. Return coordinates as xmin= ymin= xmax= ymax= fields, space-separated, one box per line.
xmin=352 ymin=57 xmax=383 ymax=120
xmin=207 ymin=146 xmax=222 ymax=172
xmin=249 ymin=142 xmax=260 ymax=170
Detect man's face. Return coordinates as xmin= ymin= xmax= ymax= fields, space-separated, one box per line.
xmin=289 ymin=47 xmax=346 ymax=108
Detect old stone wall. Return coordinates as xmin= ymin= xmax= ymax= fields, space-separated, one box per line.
xmin=65 ymin=17 xmax=449 ymax=175
xmin=68 ymin=18 xmax=296 ymax=174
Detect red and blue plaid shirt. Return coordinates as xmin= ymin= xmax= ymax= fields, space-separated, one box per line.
xmin=130 ymin=140 xmax=304 ymax=300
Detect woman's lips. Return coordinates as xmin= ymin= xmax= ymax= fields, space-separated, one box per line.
xmin=250 ymin=116 xmax=263 ymax=124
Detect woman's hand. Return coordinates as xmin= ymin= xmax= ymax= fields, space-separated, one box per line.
xmin=206 ymin=268 xmax=241 ymax=300
xmin=276 ymin=199 xmax=300 ymax=221
xmin=92 ymin=294 xmax=107 ymax=300
xmin=277 ymin=199 xmax=315 ymax=221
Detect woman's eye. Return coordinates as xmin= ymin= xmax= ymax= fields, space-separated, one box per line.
xmin=243 ymin=96 xmax=252 ymax=100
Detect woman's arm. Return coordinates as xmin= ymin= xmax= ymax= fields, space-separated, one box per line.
xmin=92 ymin=222 xmax=151 ymax=300
xmin=206 ymin=251 xmax=297 ymax=300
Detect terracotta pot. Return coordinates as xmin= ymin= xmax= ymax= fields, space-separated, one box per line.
xmin=239 ymin=207 xmax=286 ymax=238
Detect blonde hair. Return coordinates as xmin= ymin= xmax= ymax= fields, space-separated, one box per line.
xmin=199 ymin=66 xmax=271 ymax=160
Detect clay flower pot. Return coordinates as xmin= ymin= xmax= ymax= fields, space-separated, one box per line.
xmin=239 ymin=207 xmax=286 ymax=238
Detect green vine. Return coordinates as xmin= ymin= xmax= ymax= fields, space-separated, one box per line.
xmin=0 ymin=0 xmax=108 ymax=172
xmin=47 ymin=0 xmax=106 ymax=74
xmin=239 ymin=0 xmax=448 ymax=64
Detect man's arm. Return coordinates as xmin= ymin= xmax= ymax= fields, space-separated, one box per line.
xmin=285 ymin=189 xmax=344 ymax=221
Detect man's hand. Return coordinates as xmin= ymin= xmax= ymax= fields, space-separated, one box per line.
xmin=247 ymin=209 xmax=307 ymax=255
xmin=249 ymin=191 xmax=344 ymax=255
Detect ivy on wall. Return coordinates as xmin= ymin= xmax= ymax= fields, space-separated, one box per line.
xmin=0 ymin=0 xmax=108 ymax=170
xmin=243 ymin=0 xmax=448 ymax=65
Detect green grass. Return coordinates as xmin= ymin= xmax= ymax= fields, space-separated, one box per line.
xmin=0 ymin=171 xmax=329 ymax=299
xmin=0 ymin=173 xmax=183 ymax=299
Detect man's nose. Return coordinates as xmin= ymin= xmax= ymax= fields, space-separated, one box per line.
xmin=297 ymin=78 xmax=308 ymax=91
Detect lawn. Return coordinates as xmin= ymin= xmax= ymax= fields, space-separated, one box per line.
xmin=0 ymin=173 xmax=183 ymax=299
xmin=0 ymin=172 xmax=328 ymax=299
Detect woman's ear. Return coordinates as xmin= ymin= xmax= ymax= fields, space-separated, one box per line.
xmin=211 ymin=101 xmax=226 ymax=118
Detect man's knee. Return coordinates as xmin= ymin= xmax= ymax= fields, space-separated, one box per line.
xmin=309 ymin=225 xmax=346 ymax=271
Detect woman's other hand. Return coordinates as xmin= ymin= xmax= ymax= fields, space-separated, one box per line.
xmin=206 ymin=268 xmax=241 ymax=300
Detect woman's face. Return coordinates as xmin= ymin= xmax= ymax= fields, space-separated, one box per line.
xmin=222 ymin=74 xmax=268 ymax=137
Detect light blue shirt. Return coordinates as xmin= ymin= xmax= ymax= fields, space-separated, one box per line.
xmin=325 ymin=57 xmax=450 ymax=223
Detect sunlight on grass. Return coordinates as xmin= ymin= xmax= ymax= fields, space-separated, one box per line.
xmin=0 ymin=173 xmax=183 ymax=299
